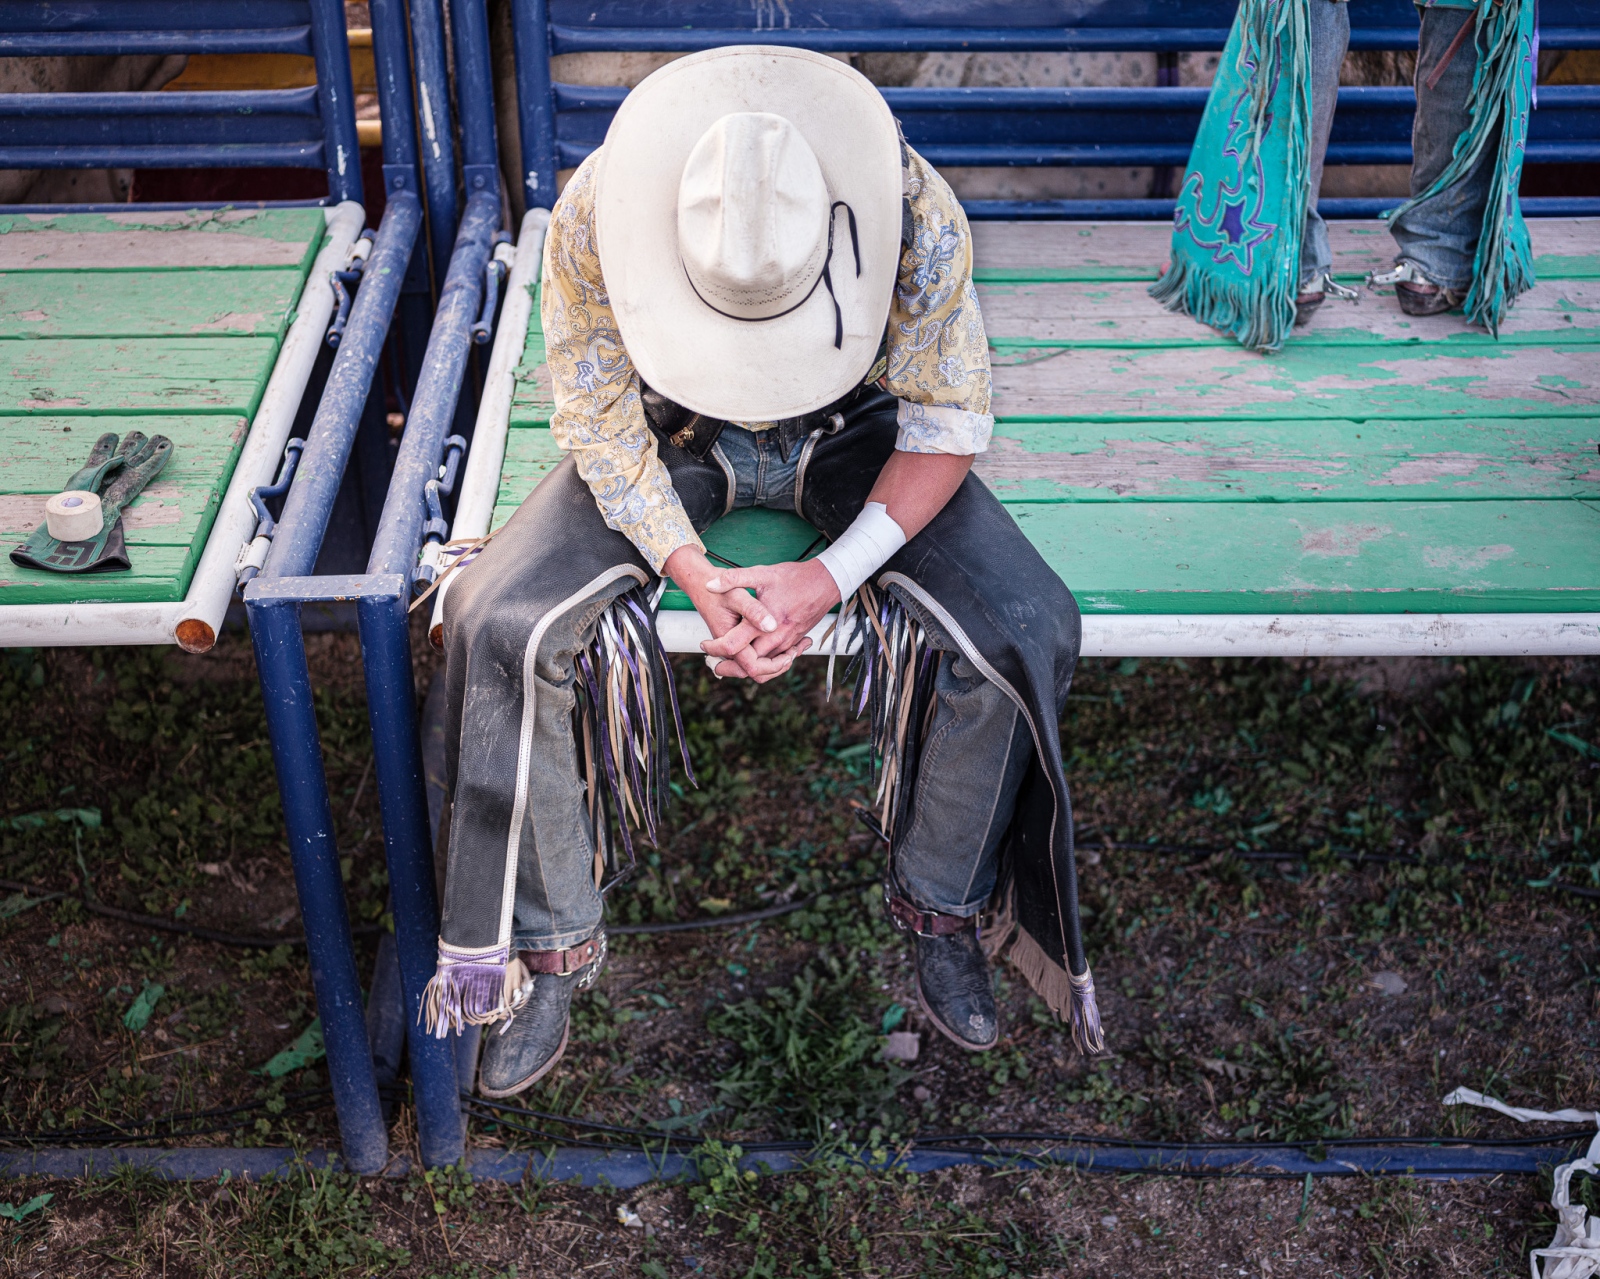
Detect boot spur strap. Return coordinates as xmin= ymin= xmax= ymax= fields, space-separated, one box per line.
xmin=517 ymin=936 xmax=603 ymax=976
xmin=886 ymin=894 xmax=974 ymax=937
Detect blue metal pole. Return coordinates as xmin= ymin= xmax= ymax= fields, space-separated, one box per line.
xmin=369 ymin=191 xmax=500 ymax=579
xmin=406 ymin=0 xmax=460 ymax=292
xmin=265 ymin=192 xmax=422 ymax=579
xmin=246 ymin=593 xmax=388 ymax=1173
xmin=368 ymin=0 xmax=425 ymax=224
xmin=357 ymin=584 xmax=466 ymax=1166
xmin=305 ymin=0 xmax=363 ymax=205
xmin=351 ymin=191 xmax=498 ymax=1161
xmin=368 ymin=0 xmax=419 ymax=176
xmin=509 ymin=0 xmax=557 ymax=210
xmin=450 ymin=0 xmax=501 ymax=198
xmin=248 ymin=196 xmax=418 ymax=1169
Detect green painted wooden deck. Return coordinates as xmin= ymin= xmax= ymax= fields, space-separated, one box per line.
xmin=0 ymin=209 xmax=326 ymax=606
xmin=495 ymin=219 xmax=1600 ymax=615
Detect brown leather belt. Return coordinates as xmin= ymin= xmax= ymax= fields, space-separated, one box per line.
xmin=518 ymin=936 xmax=602 ymax=976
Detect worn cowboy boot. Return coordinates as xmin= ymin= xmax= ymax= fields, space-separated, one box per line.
xmin=912 ymin=928 xmax=1000 ymax=1051
xmin=1295 ymin=273 xmax=1360 ymax=327
xmin=478 ymin=934 xmax=605 ymax=1098
xmin=888 ymin=895 xmax=999 ymax=1051
xmin=1395 ymin=278 xmax=1464 ymax=316
xmin=1370 ymin=260 xmax=1463 ymax=317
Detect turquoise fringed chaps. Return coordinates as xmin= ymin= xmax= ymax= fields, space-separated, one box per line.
xmin=1149 ymin=0 xmax=1313 ymax=354
xmin=1152 ymin=0 xmax=1537 ymax=349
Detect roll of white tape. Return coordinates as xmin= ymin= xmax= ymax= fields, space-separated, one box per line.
xmin=45 ymin=490 xmax=103 ymax=542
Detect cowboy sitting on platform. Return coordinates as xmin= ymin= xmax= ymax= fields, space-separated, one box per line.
xmin=422 ymin=47 xmax=1103 ymax=1098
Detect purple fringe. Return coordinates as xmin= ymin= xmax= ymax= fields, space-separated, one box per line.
xmin=422 ymin=952 xmax=508 ymax=1038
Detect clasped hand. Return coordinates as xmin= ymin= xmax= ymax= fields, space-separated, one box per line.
xmin=663 ymin=544 xmax=839 ymax=683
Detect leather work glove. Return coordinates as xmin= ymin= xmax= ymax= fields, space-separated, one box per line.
xmin=11 ymin=431 xmax=174 ymax=574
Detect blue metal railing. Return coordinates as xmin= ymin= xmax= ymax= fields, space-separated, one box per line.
xmin=546 ymin=82 xmax=1600 ymax=173
xmin=0 ymin=0 xmax=361 ymax=204
xmin=244 ymin=0 xmax=506 ymax=1171
xmin=516 ymin=0 xmax=1600 ymax=213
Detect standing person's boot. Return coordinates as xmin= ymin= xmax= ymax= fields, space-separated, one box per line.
xmin=477 ymin=935 xmax=605 ymax=1098
xmin=1369 ymin=260 xmax=1464 ymax=316
xmin=1296 ymin=272 xmax=1360 ymax=325
xmin=1294 ymin=282 xmax=1326 ymax=327
xmin=890 ymin=895 xmax=999 ymax=1051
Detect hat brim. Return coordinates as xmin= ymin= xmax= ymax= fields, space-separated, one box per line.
xmin=595 ymin=46 xmax=902 ymax=423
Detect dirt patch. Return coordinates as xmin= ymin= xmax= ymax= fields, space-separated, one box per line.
xmin=2 ymin=639 xmax=1596 ymax=1275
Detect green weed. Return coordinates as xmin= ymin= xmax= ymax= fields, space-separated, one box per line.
xmin=707 ymin=954 xmax=910 ymax=1138
xmin=249 ymin=1163 xmax=410 ymax=1277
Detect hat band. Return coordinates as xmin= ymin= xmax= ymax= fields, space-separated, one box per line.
xmin=682 ymin=201 xmax=861 ymax=350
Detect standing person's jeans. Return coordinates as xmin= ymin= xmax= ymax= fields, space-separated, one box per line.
xmin=1300 ymin=0 xmax=1351 ymax=289
xmin=1389 ymin=5 xmax=1493 ymax=290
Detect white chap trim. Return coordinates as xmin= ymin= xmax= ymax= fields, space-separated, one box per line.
xmin=498 ymin=566 xmax=649 ymax=947
xmin=817 ymin=502 xmax=905 ymax=603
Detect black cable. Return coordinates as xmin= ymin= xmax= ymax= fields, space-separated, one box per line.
xmin=0 ymin=878 xmax=386 ymax=948
xmin=0 ymin=1088 xmax=340 ymax=1147
xmin=908 ymin=1128 xmax=1600 ymax=1152
xmin=608 ymin=878 xmax=876 ymax=936
xmin=1071 ymin=833 xmax=1600 ymax=901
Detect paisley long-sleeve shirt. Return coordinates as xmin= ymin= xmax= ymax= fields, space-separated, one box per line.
xmin=539 ymin=144 xmax=992 ymax=572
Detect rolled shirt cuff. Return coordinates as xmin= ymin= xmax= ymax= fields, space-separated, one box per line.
xmin=637 ymin=524 xmax=703 ymax=576
xmin=894 ymin=399 xmax=994 ymax=456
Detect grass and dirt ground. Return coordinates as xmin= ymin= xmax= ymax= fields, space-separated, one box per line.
xmin=1 ymin=631 xmax=1597 ymax=1276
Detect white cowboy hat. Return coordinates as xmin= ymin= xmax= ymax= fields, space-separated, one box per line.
xmin=594 ymin=45 xmax=903 ymax=423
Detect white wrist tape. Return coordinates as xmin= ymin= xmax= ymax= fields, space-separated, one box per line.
xmin=816 ymin=502 xmax=906 ymax=602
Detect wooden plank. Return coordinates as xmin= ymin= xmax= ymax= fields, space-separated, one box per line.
xmin=567 ymin=498 xmax=1600 ymax=615
xmin=0 ymin=209 xmax=325 ymax=272
xmin=502 ymin=415 xmax=1600 ymax=507
xmin=991 ymin=342 xmax=1600 ymax=421
xmin=492 ymin=426 xmax=566 ymax=517
xmin=0 ymin=269 xmax=307 ymax=340
xmin=0 ymin=415 xmax=247 ymax=496
xmin=508 ymin=301 xmax=553 ymax=428
xmin=980 ymin=278 xmax=1600 ymax=348
xmin=970 ymin=218 xmax=1600 ymax=281
xmin=1013 ymin=498 xmax=1600 ymax=614
xmin=0 ymin=338 xmax=280 ymax=416
xmin=0 ymin=545 xmax=192 ymax=605
xmin=971 ymin=221 xmax=1164 ymax=281
xmin=978 ymin=419 xmax=1600 ymax=502
xmin=655 ymin=510 xmax=823 ymax=610
xmin=0 ymin=415 xmax=250 ymax=607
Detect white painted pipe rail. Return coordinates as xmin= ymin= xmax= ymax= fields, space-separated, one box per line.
xmin=0 ymin=201 xmax=366 ymax=652
xmin=657 ymin=608 xmax=1600 ymax=658
xmin=427 ymin=207 xmax=550 ymax=648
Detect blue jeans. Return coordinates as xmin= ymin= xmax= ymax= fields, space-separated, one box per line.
xmin=470 ymin=426 xmax=1032 ymax=948
xmin=1300 ymin=0 xmax=1351 ymax=288
xmin=1303 ymin=2 xmax=1487 ymax=290
xmin=1389 ymin=6 xmax=1492 ymax=290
